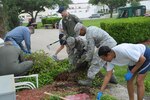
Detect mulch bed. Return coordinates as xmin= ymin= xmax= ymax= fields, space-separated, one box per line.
xmin=16 ymin=62 xmax=98 ymax=100
xmin=16 ymin=81 xmax=97 ymax=100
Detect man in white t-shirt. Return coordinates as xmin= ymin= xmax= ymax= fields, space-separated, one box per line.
xmin=96 ymin=43 xmax=150 ymax=100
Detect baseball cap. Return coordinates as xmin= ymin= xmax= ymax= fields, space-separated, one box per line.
xmin=66 ymin=37 xmax=75 ymax=49
xmin=57 ymin=6 xmax=66 ymax=13
xmin=74 ymin=23 xmax=83 ymax=35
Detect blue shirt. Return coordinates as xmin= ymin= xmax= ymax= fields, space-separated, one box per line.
xmin=5 ymin=26 xmax=31 ymax=52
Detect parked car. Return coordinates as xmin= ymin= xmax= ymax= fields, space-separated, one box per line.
xmin=144 ymin=13 xmax=150 ymax=17
xmin=89 ymin=14 xmax=101 ymax=18
xmin=89 ymin=13 xmax=104 ymax=18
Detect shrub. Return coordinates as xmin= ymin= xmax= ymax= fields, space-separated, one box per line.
xmin=101 ymin=94 xmax=117 ymax=100
xmin=100 ymin=17 xmax=150 ymax=44
xmin=25 ymin=50 xmax=69 ymax=87
xmin=145 ymin=80 xmax=150 ymax=92
xmin=41 ymin=17 xmax=61 ymax=27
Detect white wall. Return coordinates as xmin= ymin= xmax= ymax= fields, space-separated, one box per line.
xmin=67 ymin=3 xmax=97 ymax=18
xmin=140 ymin=1 xmax=150 ymax=11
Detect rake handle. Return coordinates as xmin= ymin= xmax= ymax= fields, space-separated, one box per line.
xmin=44 ymin=92 xmax=68 ymax=100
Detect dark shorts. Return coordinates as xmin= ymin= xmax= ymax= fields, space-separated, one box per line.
xmin=59 ymin=34 xmax=66 ymax=45
xmin=129 ymin=47 xmax=150 ymax=74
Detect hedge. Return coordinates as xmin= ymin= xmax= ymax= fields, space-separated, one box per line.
xmin=100 ymin=17 xmax=150 ymax=44
xmin=41 ymin=17 xmax=61 ymax=26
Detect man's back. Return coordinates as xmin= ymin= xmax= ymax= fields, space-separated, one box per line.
xmin=86 ymin=26 xmax=117 ymax=48
xmin=0 ymin=45 xmax=21 ymax=74
xmin=5 ymin=26 xmax=30 ymax=43
xmin=62 ymin=14 xmax=81 ymax=37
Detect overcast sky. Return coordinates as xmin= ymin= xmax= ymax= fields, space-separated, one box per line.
xmin=72 ymin=0 xmax=89 ymax=3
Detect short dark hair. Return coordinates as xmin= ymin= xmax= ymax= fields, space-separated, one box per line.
xmin=98 ymin=46 xmax=111 ymax=56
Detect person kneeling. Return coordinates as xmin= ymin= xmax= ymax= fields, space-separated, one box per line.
xmin=0 ymin=40 xmax=33 ymax=76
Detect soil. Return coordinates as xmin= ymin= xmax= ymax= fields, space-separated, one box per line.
xmin=16 ymin=62 xmax=100 ymax=100
xmin=16 ymin=72 xmax=99 ymax=100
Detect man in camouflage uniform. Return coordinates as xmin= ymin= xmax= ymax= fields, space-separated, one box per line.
xmin=57 ymin=6 xmax=82 ymax=65
xmin=66 ymin=36 xmax=88 ymax=71
xmin=74 ymin=23 xmax=118 ymax=85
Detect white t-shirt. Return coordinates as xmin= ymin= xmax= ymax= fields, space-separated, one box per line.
xmin=59 ymin=19 xmax=64 ymax=34
xmin=106 ymin=43 xmax=146 ymax=71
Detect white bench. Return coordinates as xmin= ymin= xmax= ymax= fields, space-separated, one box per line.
xmin=14 ymin=74 xmax=38 ymax=90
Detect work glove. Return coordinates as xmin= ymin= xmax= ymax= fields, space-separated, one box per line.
xmin=97 ymin=91 xmax=103 ymax=100
xmin=124 ymin=70 xmax=133 ymax=81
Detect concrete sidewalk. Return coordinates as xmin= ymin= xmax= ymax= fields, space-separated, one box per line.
xmin=31 ymin=29 xmax=68 ymax=60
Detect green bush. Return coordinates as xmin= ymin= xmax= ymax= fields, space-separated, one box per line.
xmin=41 ymin=17 xmax=61 ymax=26
xmin=101 ymin=94 xmax=117 ymax=100
xmin=25 ymin=50 xmax=69 ymax=87
xmin=145 ymin=80 xmax=150 ymax=92
xmin=100 ymin=17 xmax=150 ymax=44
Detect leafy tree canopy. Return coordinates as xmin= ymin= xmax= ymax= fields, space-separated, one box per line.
xmin=17 ymin=0 xmax=72 ymax=20
xmin=1 ymin=0 xmax=72 ymax=29
xmin=89 ymin=0 xmax=128 ymax=18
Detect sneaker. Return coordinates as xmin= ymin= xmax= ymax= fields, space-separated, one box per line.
xmin=78 ymin=78 xmax=92 ymax=86
xmin=52 ymin=55 xmax=59 ymax=61
xmin=109 ymin=74 xmax=118 ymax=84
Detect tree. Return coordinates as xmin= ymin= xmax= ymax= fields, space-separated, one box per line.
xmin=55 ymin=0 xmax=72 ymax=7
xmin=2 ymin=0 xmax=20 ymax=30
xmin=18 ymin=0 xmax=72 ymax=22
xmin=0 ymin=0 xmax=6 ymax=37
xmin=89 ymin=0 xmax=128 ymax=18
xmin=1 ymin=0 xmax=72 ymax=29
xmin=131 ymin=0 xmax=141 ymax=7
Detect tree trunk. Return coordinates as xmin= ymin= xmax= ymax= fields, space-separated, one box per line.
xmin=109 ymin=8 xmax=113 ymax=18
xmin=0 ymin=5 xmax=6 ymax=38
xmin=34 ymin=11 xmax=40 ymax=22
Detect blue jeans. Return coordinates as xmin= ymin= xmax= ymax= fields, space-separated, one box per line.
xmin=4 ymin=37 xmax=21 ymax=49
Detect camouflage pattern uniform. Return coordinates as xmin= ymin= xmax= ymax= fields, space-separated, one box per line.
xmin=62 ymin=14 xmax=82 ymax=64
xmin=85 ymin=26 xmax=117 ymax=79
xmin=66 ymin=36 xmax=87 ymax=70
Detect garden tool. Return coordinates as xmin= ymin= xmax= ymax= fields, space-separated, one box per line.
xmin=44 ymin=92 xmax=67 ymax=100
xmin=46 ymin=40 xmax=60 ymax=50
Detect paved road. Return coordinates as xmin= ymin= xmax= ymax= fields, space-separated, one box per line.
xmin=31 ymin=29 xmax=68 ymax=60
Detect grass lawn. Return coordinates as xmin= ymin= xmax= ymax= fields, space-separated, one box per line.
xmin=82 ymin=18 xmax=115 ymax=27
xmin=23 ymin=22 xmax=44 ymax=29
xmin=23 ymin=18 xmax=115 ymax=28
